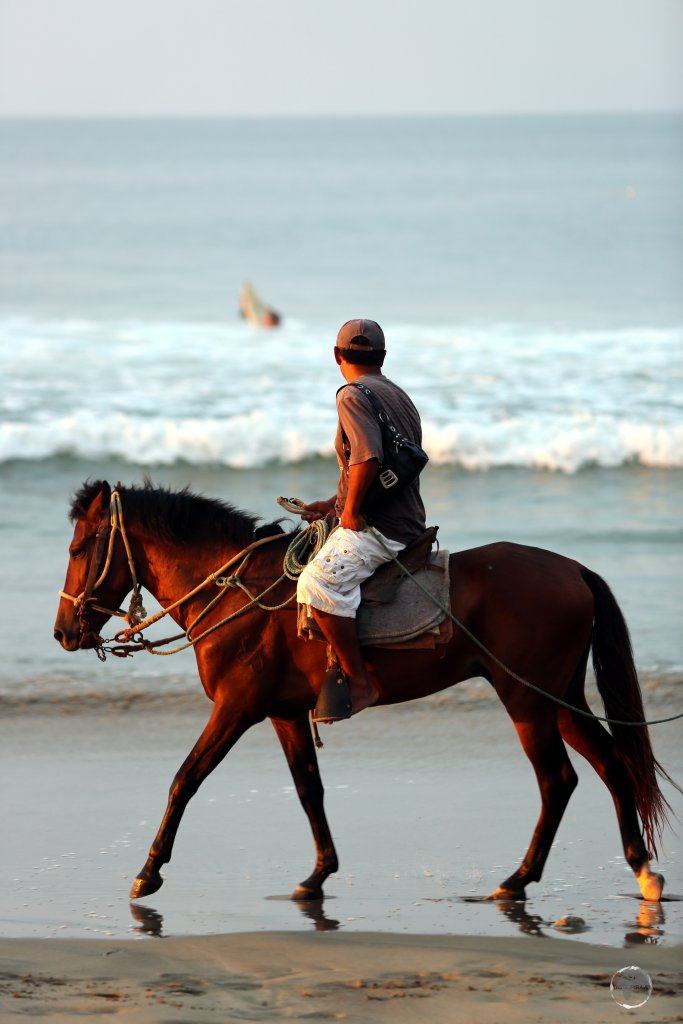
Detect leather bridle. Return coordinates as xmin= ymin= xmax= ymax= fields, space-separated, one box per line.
xmin=59 ymin=488 xmax=146 ymax=655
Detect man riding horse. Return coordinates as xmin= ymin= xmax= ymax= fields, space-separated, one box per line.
xmin=297 ymin=319 xmax=427 ymax=721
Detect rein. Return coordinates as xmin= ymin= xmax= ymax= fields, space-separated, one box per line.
xmin=106 ymin=527 xmax=322 ymax=659
xmin=61 ymin=488 xmax=329 ymax=660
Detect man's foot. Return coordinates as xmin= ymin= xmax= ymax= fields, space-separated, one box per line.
xmin=308 ymin=610 xmax=379 ymax=723
xmin=312 ymin=667 xmax=352 ymax=723
xmin=349 ymin=677 xmax=379 ymax=715
xmin=312 ymin=670 xmax=378 ymax=724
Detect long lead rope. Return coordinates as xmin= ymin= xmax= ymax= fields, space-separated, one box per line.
xmin=369 ymin=527 xmax=683 ymax=727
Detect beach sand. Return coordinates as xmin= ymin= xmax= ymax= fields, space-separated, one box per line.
xmin=1 ymin=929 xmax=682 ymax=1022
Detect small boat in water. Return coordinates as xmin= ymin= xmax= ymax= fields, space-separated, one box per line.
xmin=239 ymin=282 xmax=281 ymax=328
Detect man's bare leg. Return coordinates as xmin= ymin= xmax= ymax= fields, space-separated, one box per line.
xmin=310 ymin=609 xmax=378 ymax=714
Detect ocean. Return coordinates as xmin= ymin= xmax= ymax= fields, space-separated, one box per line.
xmin=1 ymin=113 xmax=682 ymax=945
xmin=1 ymin=113 xmax=681 ymax=701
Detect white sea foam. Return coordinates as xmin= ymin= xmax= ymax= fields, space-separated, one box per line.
xmin=2 ymin=410 xmax=682 ymax=473
xmin=2 ymin=316 xmax=681 ymax=472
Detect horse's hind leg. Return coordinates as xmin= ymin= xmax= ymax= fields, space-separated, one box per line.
xmin=130 ymin=702 xmax=253 ymax=899
xmin=489 ymin=717 xmax=578 ymax=900
xmin=558 ymin=702 xmax=664 ymax=900
xmin=271 ymin=715 xmax=339 ymax=899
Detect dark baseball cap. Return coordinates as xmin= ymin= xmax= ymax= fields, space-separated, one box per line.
xmin=335 ymin=319 xmax=385 ymax=352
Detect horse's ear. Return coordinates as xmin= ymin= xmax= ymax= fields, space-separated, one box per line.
xmin=84 ymin=480 xmax=111 ymax=522
xmin=100 ymin=481 xmax=111 ymax=512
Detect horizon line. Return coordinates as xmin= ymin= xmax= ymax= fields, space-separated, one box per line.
xmin=1 ymin=108 xmax=682 ymax=122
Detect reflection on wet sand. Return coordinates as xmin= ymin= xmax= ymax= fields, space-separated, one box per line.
xmin=463 ymin=895 xmax=675 ymax=946
xmin=127 ymin=891 xmax=679 ymax=944
xmin=459 ymin=896 xmax=549 ymax=938
xmin=625 ymin=900 xmax=666 ymax=946
xmin=129 ymin=902 xmax=164 ymax=937
xmin=294 ymin=898 xmax=340 ymax=931
xmin=128 ymin=896 xmax=341 ymax=937
xmin=494 ymin=899 xmax=547 ymax=937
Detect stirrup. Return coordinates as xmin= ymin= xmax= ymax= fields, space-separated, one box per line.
xmin=312 ymin=666 xmax=352 ymax=723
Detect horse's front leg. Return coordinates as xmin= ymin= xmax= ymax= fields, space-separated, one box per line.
xmin=130 ymin=702 xmax=253 ymax=899
xmin=271 ymin=715 xmax=339 ymax=899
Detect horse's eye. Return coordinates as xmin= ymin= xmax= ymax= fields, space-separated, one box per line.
xmin=70 ymin=547 xmax=85 ymax=560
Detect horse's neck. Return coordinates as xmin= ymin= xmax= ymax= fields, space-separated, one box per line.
xmin=132 ymin=531 xmax=245 ymax=627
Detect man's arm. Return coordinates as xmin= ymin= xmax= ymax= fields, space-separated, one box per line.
xmin=340 ymin=458 xmax=379 ymax=531
xmin=300 ymin=496 xmax=337 ymax=522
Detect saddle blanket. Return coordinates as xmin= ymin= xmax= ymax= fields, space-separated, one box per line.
xmin=298 ymin=549 xmax=452 ymax=649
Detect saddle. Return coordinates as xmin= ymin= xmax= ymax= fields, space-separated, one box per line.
xmin=360 ymin=525 xmax=439 ymax=605
xmin=298 ymin=525 xmax=452 ymax=650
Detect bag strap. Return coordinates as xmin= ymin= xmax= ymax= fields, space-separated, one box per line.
xmin=337 ymin=382 xmax=387 ymax=464
xmin=336 ymin=381 xmax=392 ymax=428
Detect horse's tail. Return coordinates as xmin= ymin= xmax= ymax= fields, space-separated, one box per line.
xmin=581 ymin=567 xmax=679 ymax=860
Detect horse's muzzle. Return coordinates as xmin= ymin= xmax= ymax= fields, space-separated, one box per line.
xmin=53 ymin=624 xmax=81 ymax=652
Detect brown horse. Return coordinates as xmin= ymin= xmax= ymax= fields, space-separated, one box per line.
xmin=54 ymin=480 xmax=678 ymax=904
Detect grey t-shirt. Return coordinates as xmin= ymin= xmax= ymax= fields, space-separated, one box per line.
xmin=334 ymin=373 xmax=427 ymax=546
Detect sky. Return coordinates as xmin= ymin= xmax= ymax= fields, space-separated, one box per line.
xmin=0 ymin=0 xmax=682 ymax=117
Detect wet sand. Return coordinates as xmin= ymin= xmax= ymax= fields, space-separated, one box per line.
xmin=1 ymin=686 xmax=681 ymax=945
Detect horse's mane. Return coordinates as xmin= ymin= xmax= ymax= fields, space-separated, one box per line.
xmin=70 ymin=480 xmax=285 ymax=546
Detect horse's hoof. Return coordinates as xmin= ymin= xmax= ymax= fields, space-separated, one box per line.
xmin=130 ymin=872 xmax=164 ymax=900
xmin=291 ymin=883 xmax=324 ymax=901
xmin=637 ymin=869 xmax=665 ymax=901
xmin=486 ymin=885 xmax=526 ymax=901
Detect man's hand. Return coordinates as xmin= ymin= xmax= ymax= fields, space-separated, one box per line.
xmin=300 ymin=497 xmax=336 ymax=523
xmin=339 ymin=507 xmax=367 ymax=531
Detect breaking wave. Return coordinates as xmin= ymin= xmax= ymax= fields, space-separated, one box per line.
xmin=2 ymin=316 xmax=681 ymax=473
xmin=1 ymin=409 xmax=682 ymax=473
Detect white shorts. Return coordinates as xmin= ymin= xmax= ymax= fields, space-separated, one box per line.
xmin=297 ymin=526 xmax=404 ymax=619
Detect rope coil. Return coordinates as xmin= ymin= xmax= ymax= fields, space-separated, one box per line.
xmin=283 ymin=519 xmax=330 ymax=579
